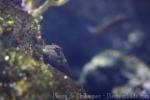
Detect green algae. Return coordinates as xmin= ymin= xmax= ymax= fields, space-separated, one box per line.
xmin=0 ymin=1 xmax=87 ymax=100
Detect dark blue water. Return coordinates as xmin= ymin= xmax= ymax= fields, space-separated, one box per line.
xmin=42 ymin=0 xmax=150 ymax=97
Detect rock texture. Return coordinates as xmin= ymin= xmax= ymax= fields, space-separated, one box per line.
xmin=81 ymin=50 xmax=150 ymax=99
xmin=0 ymin=0 xmax=87 ymax=99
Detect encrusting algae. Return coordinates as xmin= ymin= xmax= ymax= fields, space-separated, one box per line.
xmin=0 ymin=0 xmax=89 ymax=100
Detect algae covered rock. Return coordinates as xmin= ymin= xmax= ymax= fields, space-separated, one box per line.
xmin=80 ymin=50 xmax=150 ymax=98
xmin=0 ymin=50 xmax=85 ymax=99
xmin=0 ymin=0 xmax=87 ymax=99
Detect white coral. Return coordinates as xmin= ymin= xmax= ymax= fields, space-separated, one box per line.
xmin=22 ymin=0 xmax=69 ymax=17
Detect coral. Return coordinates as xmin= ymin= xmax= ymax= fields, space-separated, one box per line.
xmin=21 ymin=0 xmax=70 ymax=17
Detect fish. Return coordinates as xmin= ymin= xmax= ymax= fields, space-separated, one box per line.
xmin=87 ymin=15 xmax=128 ymax=35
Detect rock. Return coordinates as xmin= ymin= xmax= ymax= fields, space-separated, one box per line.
xmin=0 ymin=1 xmax=88 ymax=99
xmin=80 ymin=50 xmax=150 ymax=98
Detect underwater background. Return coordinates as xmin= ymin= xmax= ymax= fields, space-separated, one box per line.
xmin=42 ymin=0 xmax=150 ymax=96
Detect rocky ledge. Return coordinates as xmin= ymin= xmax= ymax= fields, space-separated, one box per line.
xmin=0 ymin=0 xmax=88 ymax=99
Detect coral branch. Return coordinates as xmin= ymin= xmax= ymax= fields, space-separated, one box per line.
xmin=27 ymin=0 xmax=69 ymax=17
xmin=32 ymin=0 xmax=69 ymax=17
